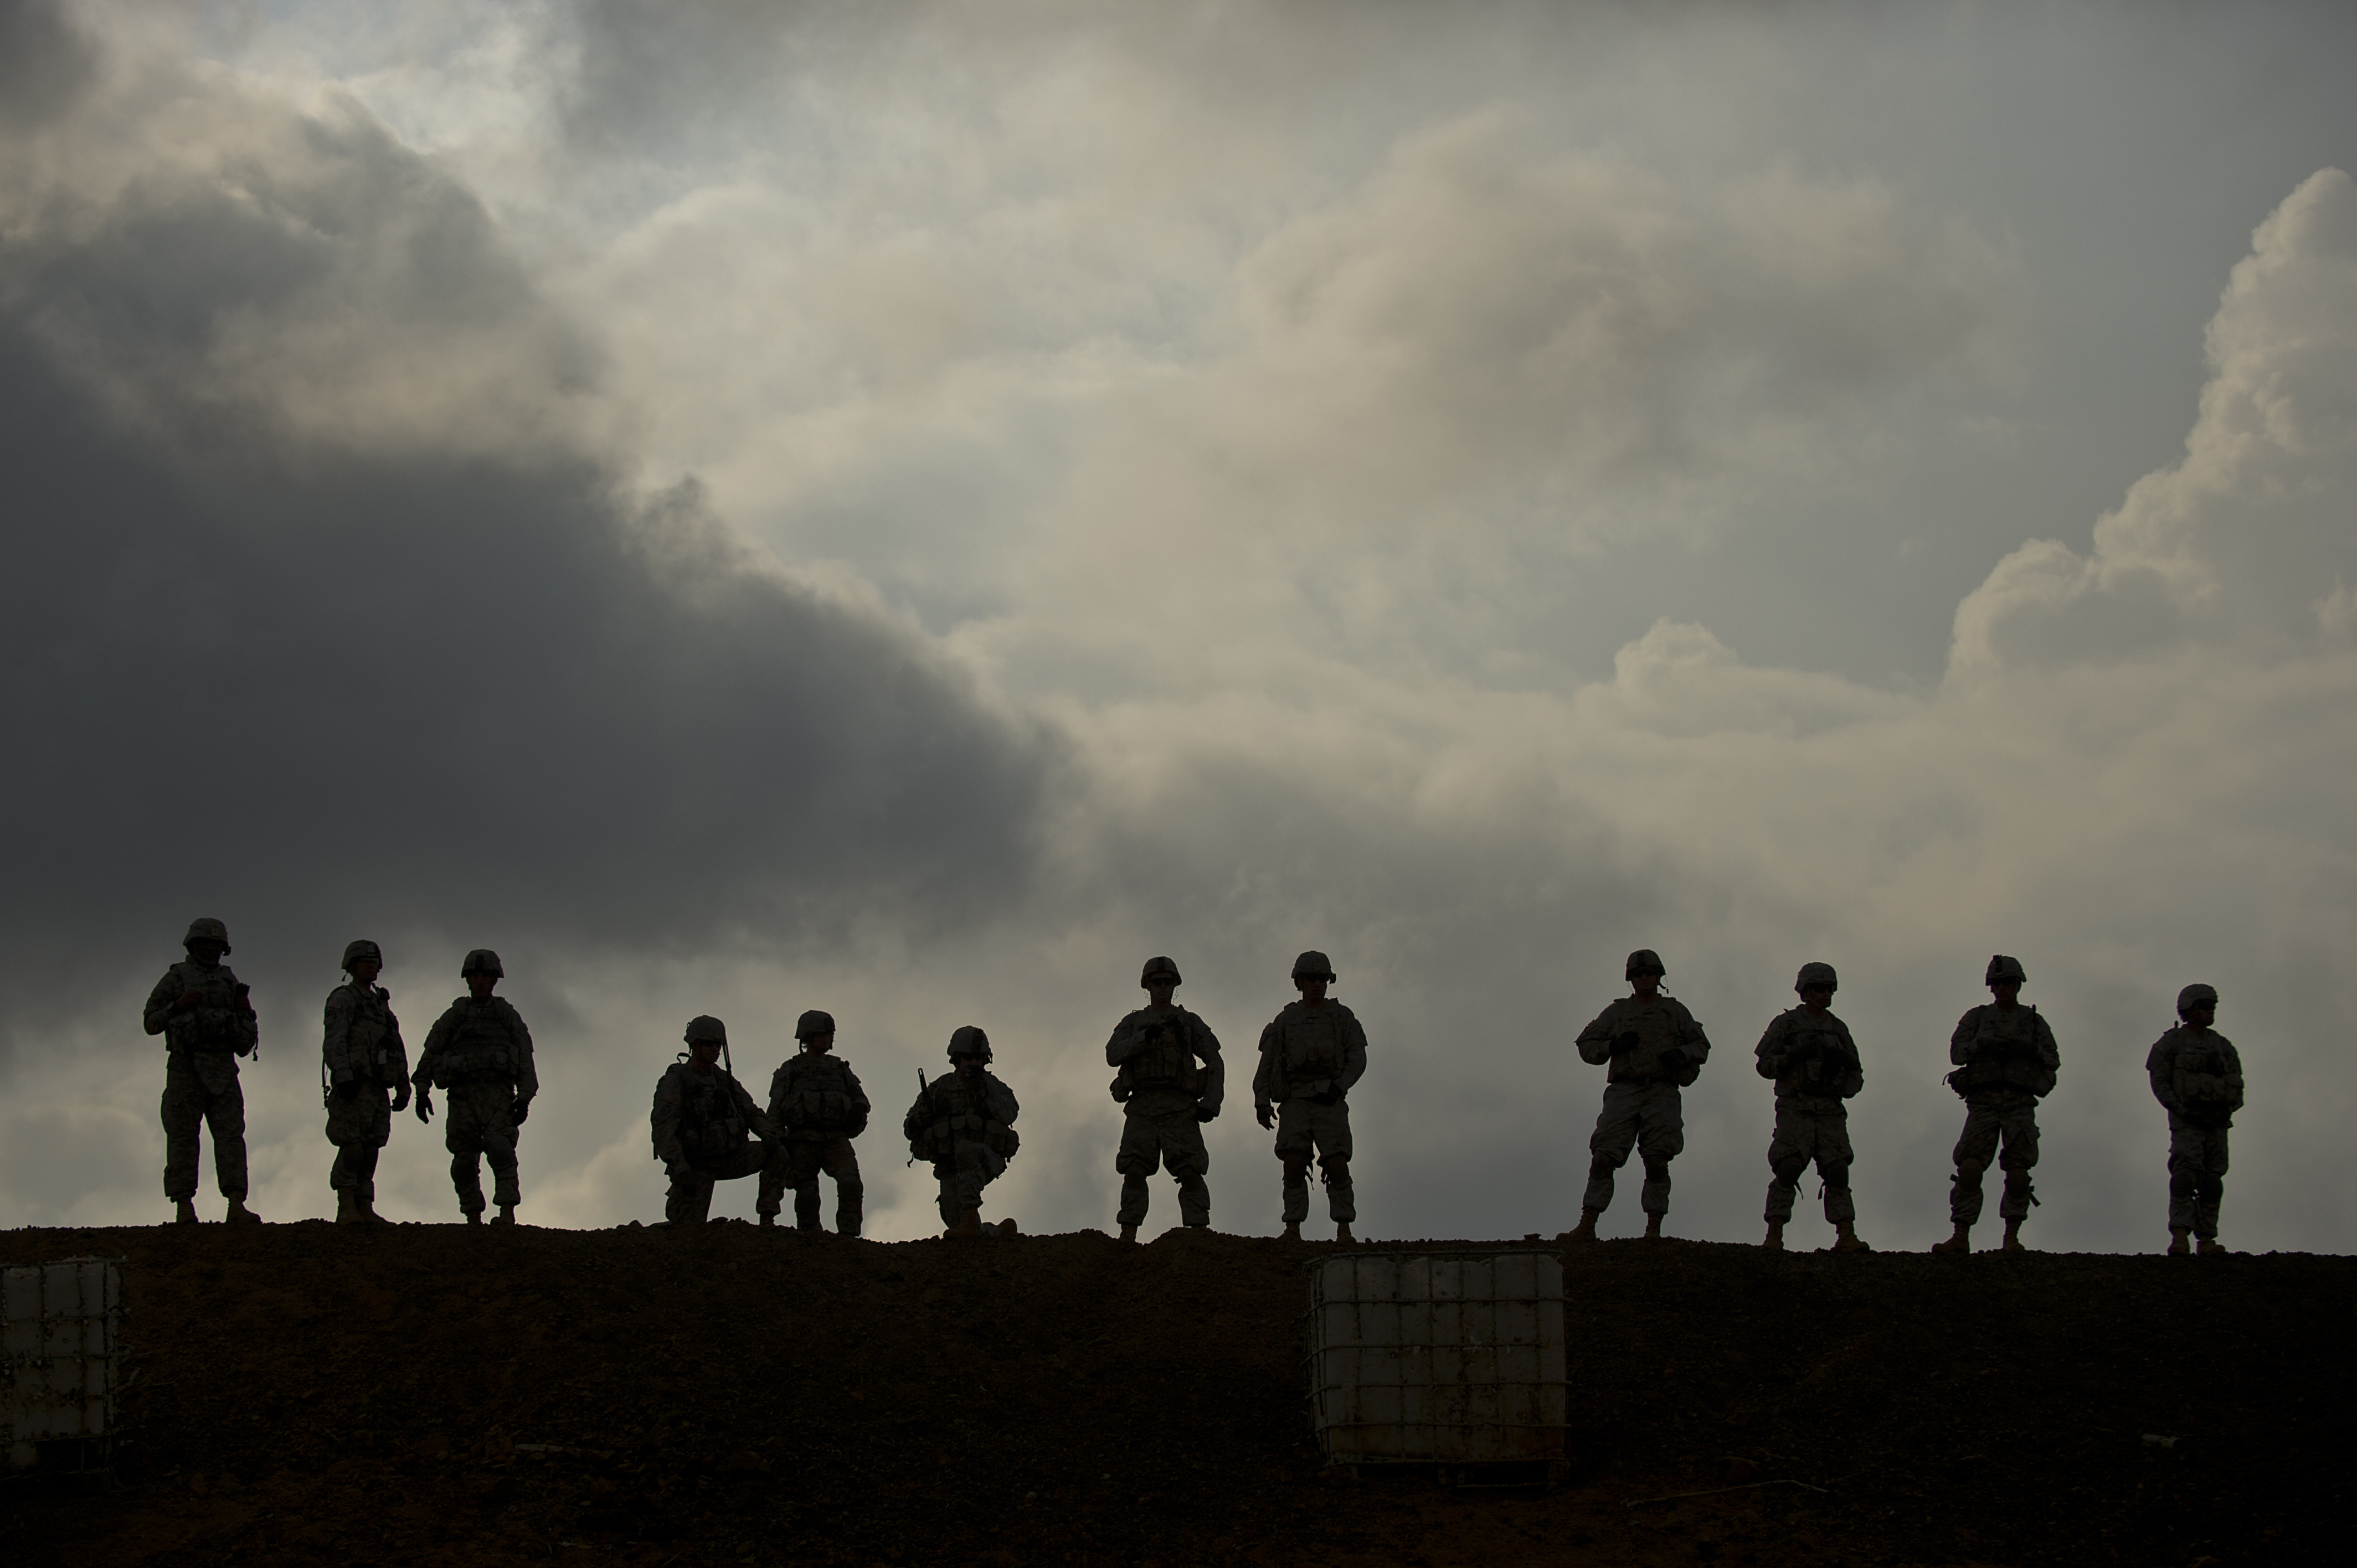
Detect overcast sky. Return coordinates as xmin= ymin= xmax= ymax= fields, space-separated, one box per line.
xmin=4 ymin=0 xmax=2354 ymax=1251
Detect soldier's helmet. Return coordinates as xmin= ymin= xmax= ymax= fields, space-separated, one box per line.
xmin=1291 ymin=950 xmax=1336 ymax=982
xmin=684 ymin=1014 xmax=728 ymax=1045
xmin=948 ymin=1025 xmax=993 ymax=1063
xmin=1795 ymin=961 xmax=1839 ymax=994
xmin=2176 ymin=983 xmax=2219 ymax=1016
xmin=795 ymin=1009 xmax=836 ymax=1040
xmin=1140 ymin=955 xmax=1181 ymax=987
xmin=460 ymin=948 xmax=504 ymax=979
xmin=1625 ymin=948 xmax=1666 ymax=979
xmin=342 ymin=939 xmax=383 ymax=972
xmin=183 ymin=917 xmax=231 ymax=953
xmin=1985 ymin=955 xmax=2027 ymax=987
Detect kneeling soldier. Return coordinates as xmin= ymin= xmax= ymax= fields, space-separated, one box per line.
xmin=1567 ymin=949 xmax=1711 ymax=1242
xmin=1933 ymin=955 xmax=2059 ymax=1255
xmin=2146 ymin=984 xmax=2244 ymax=1256
xmin=904 ymin=1027 xmax=1021 ymax=1237
xmin=761 ymin=1009 xmax=869 ymax=1235
xmin=1753 ymin=962 xmax=1869 ymax=1252
xmin=1107 ymin=955 xmax=1224 ymax=1241
xmin=322 ymin=939 xmax=411 ymax=1224
xmin=652 ymin=1015 xmax=778 ymax=1226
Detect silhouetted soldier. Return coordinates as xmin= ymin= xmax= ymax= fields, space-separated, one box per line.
xmin=1933 ymin=955 xmax=2058 ymax=1255
xmin=1754 ymin=961 xmax=1869 ymax=1252
xmin=905 ymin=1027 xmax=1021 ymax=1237
xmin=1105 ymin=955 xmax=1224 ymax=1241
xmin=653 ymin=1015 xmax=779 ymax=1226
xmin=143 ymin=917 xmax=261 ymax=1224
xmin=2146 ymin=984 xmax=2245 ymax=1255
xmin=412 ymin=948 xmax=536 ymax=1224
xmin=761 ymin=1009 xmax=869 ymax=1235
xmin=321 ymin=939 xmax=411 ymax=1224
xmin=1566 ymin=950 xmax=1710 ymax=1242
xmin=1253 ymin=951 xmax=1367 ymax=1244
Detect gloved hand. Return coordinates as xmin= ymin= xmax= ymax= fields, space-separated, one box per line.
xmin=391 ymin=1082 xmax=413 ymax=1114
xmin=1196 ymin=1105 xmax=1218 ymax=1123
xmin=1255 ymin=1101 xmax=1274 ymax=1130
xmin=511 ymin=1098 xmax=531 ymax=1126
xmin=414 ymin=1086 xmax=435 ymax=1124
xmin=1610 ymin=1031 xmax=1641 ymax=1056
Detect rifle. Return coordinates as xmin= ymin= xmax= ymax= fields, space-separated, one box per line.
xmin=908 ymin=1069 xmax=929 ymax=1167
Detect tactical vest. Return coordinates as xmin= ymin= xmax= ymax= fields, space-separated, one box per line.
xmin=1281 ymin=1009 xmax=1345 ymax=1084
xmin=778 ymin=1054 xmax=864 ymax=1135
xmin=1123 ymin=1013 xmax=1203 ymax=1095
xmin=1778 ymin=1017 xmax=1856 ymax=1096
xmin=1612 ymin=1002 xmax=1689 ymax=1081
xmin=338 ymin=986 xmax=398 ymax=1078
xmin=912 ymin=1076 xmax=1018 ymax=1162
xmin=439 ymin=1002 xmax=520 ymax=1083
xmin=670 ymin=1064 xmax=750 ymax=1164
xmin=166 ymin=964 xmax=259 ymax=1056
xmin=1952 ymin=1005 xmax=2052 ymax=1097
xmin=2171 ymin=1037 xmax=2236 ymax=1114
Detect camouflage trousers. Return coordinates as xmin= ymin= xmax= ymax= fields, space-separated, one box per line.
xmin=933 ymin=1137 xmax=1008 ymax=1226
xmin=161 ymin=1053 xmax=248 ymax=1203
xmin=2166 ymin=1116 xmax=2231 ymax=1238
xmin=1116 ymin=1107 xmax=1210 ymax=1228
xmin=1951 ymin=1096 xmax=2040 ymax=1226
xmin=667 ymin=1140 xmax=773 ymax=1226
xmin=1584 ymin=1080 xmax=1683 ymax=1217
xmin=1274 ymin=1097 xmax=1354 ymax=1224
xmin=1764 ymin=1103 xmax=1855 ymax=1225
xmin=760 ymin=1136 xmax=863 ymax=1235
xmin=325 ymin=1084 xmax=394 ymax=1201
xmin=440 ymin=1080 xmax=521 ymax=1215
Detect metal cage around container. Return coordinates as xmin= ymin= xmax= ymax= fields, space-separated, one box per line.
xmin=1304 ymin=1249 xmax=1567 ymax=1471
xmin=3 ymin=1257 xmax=122 ymax=1487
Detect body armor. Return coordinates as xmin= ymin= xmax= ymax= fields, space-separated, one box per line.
xmin=773 ymin=1053 xmax=868 ymax=1137
xmin=436 ymin=999 xmax=522 ymax=1082
xmin=163 ymin=962 xmax=259 ymax=1056
xmin=1951 ymin=1004 xmax=2055 ymax=1097
xmin=667 ymin=1063 xmax=752 ymax=1164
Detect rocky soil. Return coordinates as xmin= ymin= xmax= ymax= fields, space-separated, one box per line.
xmin=3 ymin=1221 xmax=2348 ymax=1566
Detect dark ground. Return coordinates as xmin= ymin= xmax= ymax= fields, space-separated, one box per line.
xmin=2 ymin=1221 xmax=2348 ymax=1566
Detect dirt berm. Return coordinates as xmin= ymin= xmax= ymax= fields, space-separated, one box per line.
xmin=3 ymin=1223 xmax=2348 ymax=1566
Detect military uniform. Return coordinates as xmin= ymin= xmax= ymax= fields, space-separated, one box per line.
xmin=1754 ymin=1005 xmax=1864 ymax=1232
xmin=2146 ymin=1014 xmax=2244 ymax=1245
xmin=904 ymin=1035 xmax=1020 ymax=1231
xmin=652 ymin=1040 xmax=778 ymax=1226
xmin=322 ymin=960 xmax=410 ymax=1214
xmin=1252 ymin=996 xmax=1367 ymax=1228
xmin=1944 ymin=1001 xmax=2057 ymax=1232
xmin=763 ymin=1039 xmax=869 ymax=1235
xmin=1573 ymin=991 xmax=1710 ymax=1225
xmin=1107 ymin=1000 xmax=1224 ymax=1230
xmin=143 ymin=934 xmax=260 ymax=1209
xmin=414 ymin=992 xmax=537 ymax=1219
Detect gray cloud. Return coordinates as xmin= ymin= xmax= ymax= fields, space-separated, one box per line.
xmin=0 ymin=0 xmax=97 ymax=130
xmin=0 ymin=38 xmax=1058 ymax=1055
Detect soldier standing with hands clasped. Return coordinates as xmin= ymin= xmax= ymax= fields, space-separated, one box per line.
xmin=1753 ymin=961 xmax=1870 ymax=1252
xmin=1105 ymin=956 xmax=1224 ymax=1242
xmin=1253 ymin=951 xmax=1367 ymax=1244
xmin=761 ymin=1009 xmax=868 ymax=1235
xmin=411 ymin=948 xmax=537 ymax=1225
xmin=2146 ymin=984 xmax=2245 ymax=1256
xmin=1932 ymin=955 xmax=2058 ymax=1255
xmin=1566 ymin=950 xmax=1710 ymax=1243
xmin=144 ymin=917 xmax=263 ymax=1225
xmin=321 ymin=939 xmax=411 ymax=1225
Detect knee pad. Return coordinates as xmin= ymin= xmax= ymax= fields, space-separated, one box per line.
xmin=1282 ymin=1156 xmax=1311 ymax=1180
xmin=1587 ymin=1157 xmax=1618 ymax=1182
xmin=1769 ymin=1156 xmax=1808 ymax=1186
xmin=1955 ymin=1158 xmax=1985 ymax=1184
xmin=1641 ymin=1156 xmax=1671 ymax=1183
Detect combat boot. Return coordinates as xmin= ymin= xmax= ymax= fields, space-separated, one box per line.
xmin=174 ymin=1199 xmax=198 ymax=1226
xmin=1562 ymin=1208 xmax=1601 ymax=1244
xmin=758 ymin=1213 xmax=775 ymax=1228
xmin=1119 ymin=1224 xmax=1138 ymax=1242
xmin=2001 ymin=1220 xmax=2026 ymax=1254
xmin=1642 ymin=1214 xmax=1664 ymax=1241
xmin=2166 ymin=1229 xmax=2190 ymax=1255
xmin=1761 ymin=1222 xmax=1784 ymax=1252
xmin=1281 ymin=1221 xmax=1303 ymax=1242
xmin=997 ymin=1218 xmax=1019 ymax=1237
xmin=1335 ymin=1223 xmax=1354 ymax=1244
xmin=946 ymin=1206 xmax=982 ymax=1239
xmin=2196 ymin=1236 xmax=2225 ymax=1256
xmin=225 ymin=1199 xmax=261 ymax=1225
xmin=1831 ymin=1222 xmax=1871 ymax=1253
xmin=1931 ymin=1226 xmax=1970 ymax=1255
xmin=465 ymin=1210 xmax=483 ymax=1226
xmin=493 ymin=1204 xmax=517 ymax=1226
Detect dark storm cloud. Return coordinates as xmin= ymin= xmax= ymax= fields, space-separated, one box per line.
xmin=0 ymin=0 xmax=97 ymax=130
xmin=0 ymin=51 xmax=1059 ymax=1055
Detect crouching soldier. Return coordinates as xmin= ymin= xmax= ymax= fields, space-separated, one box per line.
xmin=1754 ymin=962 xmax=1869 ymax=1252
xmin=143 ymin=917 xmax=263 ymax=1225
xmin=1254 ymin=951 xmax=1368 ymax=1244
xmin=2146 ymin=984 xmax=2245 ymax=1256
xmin=1107 ymin=955 xmax=1224 ymax=1242
xmin=760 ymin=1009 xmax=868 ymax=1235
xmin=413 ymin=949 xmax=537 ymax=1224
xmin=904 ymin=1027 xmax=1020 ymax=1238
xmin=322 ymin=939 xmax=411 ymax=1224
xmin=1933 ymin=955 xmax=2059 ymax=1255
xmin=652 ymin=1015 xmax=779 ymax=1226
xmin=1567 ymin=950 xmax=1710 ymax=1242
